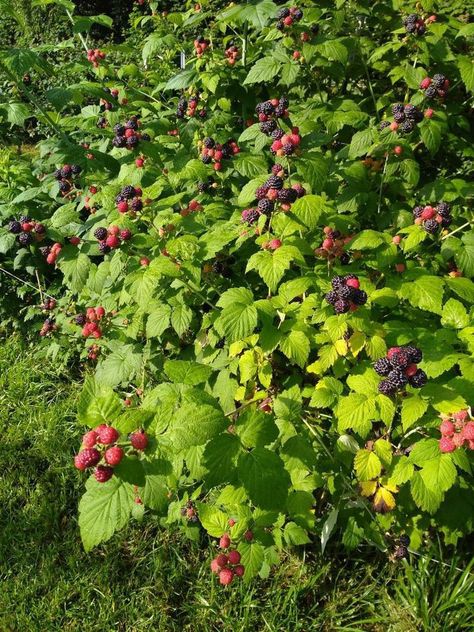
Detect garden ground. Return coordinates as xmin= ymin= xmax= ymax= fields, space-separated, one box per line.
xmin=0 ymin=336 xmax=473 ymax=632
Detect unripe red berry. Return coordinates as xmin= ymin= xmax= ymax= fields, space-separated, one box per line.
xmin=105 ymin=445 xmax=124 ymax=466
xmin=219 ymin=568 xmax=234 ymax=586
xmin=439 ymin=437 xmax=455 ymax=453
xmin=74 ymin=447 xmax=101 ymax=470
xmin=405 ymin=364 xmax=418 ymax=377
xmin=117 ymin=201 xmax=129 ymax=213
xmin=210 ymin=558 xmax=220 ymax=573
xmin=95 ymin=306 xmax=105 ymax=319
xmin=106 ymin=235 xmax=120 ymax=248
xmin=463 ymin=422 xmax=474 ymax=441
xmin=109 ymin=225 xmax=120 ymax=236
xmin=244 ymin=530 xmax=253 ymax=541
xmin=140 ymin=257 xmax=150 ymax=266
xmin=390 ymin=122 xmax=399 ymax=131
xmin=94 ymin=465 xmax=114 ymax=483
xmin=453 ymin=410 xmax=468 ymax=422
xmin=228 ymin=518 xmax=236 ymax=527
xmin=346 ymin=278 xmax=360 ymax=289
xmin=82 ymin=430 xmax=98 ymax=448
xmin=216 ymin=553 xmax=228 ymax=568
xmin=96 ymin=424 xmax=119 ymax=445
xmin=440 ymin=419 xmax=455 ymax=437
xmin=130 ymin=430 xmax=148 ymax=450
xmin=394 ymin=145 xmax=403 ymax=156
xmin=219 ymin=533 xmax=231 ymax=549
xmin=234 ymin=564 xmax=245 ymax=577
xmin=395 ymin=263 xmax=406 ymax=273
xmin=420 ymin=77 xmax=432 ymax=89
xmin=135 ymin=158 xmax=144 ymax=168
xmin=227 ymin=550 xmax=241 ymax=565
xmin=70 ymin=236 xmax=81 ymax=246
xmin=120 ymin=229 xmax=132 ymax=241
xmin=268 ymin=239 xmax=282 ymax=250
xmin=392 ymin=235 xmax=401 ymax=245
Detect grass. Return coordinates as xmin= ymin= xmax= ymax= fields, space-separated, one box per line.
xmin=0 ymin=335 xmax=473 ymax=632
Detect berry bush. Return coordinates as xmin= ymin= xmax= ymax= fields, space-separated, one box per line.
xmin=0 ymin=0 xmax=473 ymax=581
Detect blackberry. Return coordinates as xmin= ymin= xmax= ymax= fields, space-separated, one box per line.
xmin=260 ymin=120 xmax=277 ymax=135
xmin=274 ymin=105 xmax=286 ymax=118
xmin=405 ymin=346 xmax=422 ymax=364
xmin=71 ymin=165 xmax=82 ymax=176
xmin=387 ymin=369 xmax=408 ymax=389
xmin=94 ymin=227 xmax=108 ymax=240
xmin=334 ymin=299 xmax=350 ymax=314
xmin=198 ymin=110 xmax=207 ymax=120
xmin=424 ymin=85 xmax=438 ymax=98
xmin=403 ymin=104 xmax=417 ymax=119
xmin=408 ymin=369 xmax=427 ymax=388
xmin=325 ymin=290 xmax=338 ymax=305
xmin=436 ymin=202 xmax=450 ymax=217
xmin=126 ymin=136 xmax=139 ymax=149
xmin=39 ymin=246 xmax=51 ymax=257
xmin=255 ymin=103 xmax=264 ymax=114
xmin=405 ymin=14 xmax=417 ymax=24
xmin=257 ymin=199 xmax=274 ymax=214
xmin=262 ymin=102 xmax=275 ymax=116
xmin=277 ymin=7 xmax=290 ymax=19
xmin=282 ymin=143 xmax=295 ymax=156
xmin=75 ymin=314 xmax=87 ymax=325
xmin=221 ymin=144 xmax=233 ymax=159
xmin=176 ymin=110 xmax=185 ymax=119
xmin=374 ymin=358 xmax=392 ymax=376
xmin=242 ymin=208 xmax=260 ymax=224
xmin=121 ymin=185 xmax=135 ymax=199
xmin=279 ymin=97 xmax=289 ymax=108
xmin=212 ymin=260 xmax=224 ymax=274
xmin=399 ymin=120 xmax=415 ymax=133
xmin=338 ymin=285 xmax=353 ymax=300
xmin=203 ymin=137 xmax=215 ymax=149
xmin=201 ymin=155 xmax=212 ymax=164
xmin=393 ymin=111 xmax=406 ymax=123
xmin=255 ymin=186 xmax=269 ymax=200
xmin=8 ymin=220 xmax=21 ymax=234
xmin=423 ymin=219 xmax=439 ymax=234
xmin=394 ymin=545 xmax=408 ymax=559
xmin=390 ymin=349 xmax=410 ymax=368
xmin=178 ymin=98 xmax=187 ymax=108
xmin=413 ymin=206 xmax=423 ymax=218
xmin=405 ymin=22 xmax=416 ymax=33
xmin=131 ymin=198 xmax=143 ymax=212
xmin=271 ymin=128 xmax=285 ymax=140
xmin=432 ymin=74 xmax=446 ymax=89
xmin=19 ymin=215 xmax=31 ymax=223
xmin=278 ymin=188 xmax=297 ymax=203
xmin=266 ymin=175 xmax=284 ymax=190
xmin=441 ymin=216 xmax=451 ymax=228
xmin=331 ymin=276 xmax=345 ymax=290
xmin=125 ymin=118 xmax=139 ymax=130
xmin=380 ymin=120 xmax=391 ymax=130
xmin=98 ymin=241 xmax=111 ymax=254
xmin=399 ymin=535 xmax=410 ymax=547
xmin=18 ymin=232 xmax=33 ymax=246
xmin=53 ymin=169 xmax=62 ymax=180
xmin=59 ymin=181 xmax=71 ymax=193
xmin=113 ymin=135 xmax=126 ymax=148
xmin=352 ymin=289 xmax=367 ymax=306
xmin=141 ymin=133 xmax=151 ymax=141
xmin=34 ymin=223 xmax=46 ymax=234
xmin=293 ymin=8 xmax=303 ymax=20
xmin=391 ymin=103 xmax=404 ymax=115
xmin=197 ymin=181 xmax=208 ymax=193
xmin=378 ymin=379 xmax=397 ymax=395
xmin=329 ymin=230 xmax=341 ymax=239
xmin=339 ymin=253 xmax=350 ymax=265
xmin=272 ymin=164 xmax=286 ymax=176
xmin=61 ymin=165 xmax=72 ymax=178
xmin=97 ymin=117 xmax=107 ymax=128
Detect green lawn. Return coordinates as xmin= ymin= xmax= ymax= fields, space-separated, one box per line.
xmin=0 ymin=336 xmax=473 ymax=632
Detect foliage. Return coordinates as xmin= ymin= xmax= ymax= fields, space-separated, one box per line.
xmin=0 ymin=0 xmax=473 ymax=581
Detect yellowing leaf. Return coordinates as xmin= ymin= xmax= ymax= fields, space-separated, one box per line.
xmin=373 ymin=487 xmax=396 ymax=513
xmin=360 ymin=481 xmax=377 ymax=497
xmin=335 ymin=339 xmax=349 ymax=356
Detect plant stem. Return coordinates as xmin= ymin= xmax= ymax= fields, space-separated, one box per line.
xmin=0 ymin=266 xmax=56 ymax=300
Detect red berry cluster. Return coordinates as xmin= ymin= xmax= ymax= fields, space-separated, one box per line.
xmin=40 ymin=298 xmax=57 ymax=312
xmin=276 ymin=6 xmax=303 ymax=30
xmin=210 ymin=533 xmax=245 ymax=586
xmin=180 ymin=199 xmax=203 ymax=217
xmin=271 ymin=127 xmax=301 ymax=157
xmin=325 ymin=275 xmax=367 ymax=314
xmin=439 ymin=411 xmax=474 ymax=452
xmin=199 ymin=137 xmax=240 ymax=171
xmin=180 ymin=500 xmax=199 ymax=522
xmin=39 ymin=317 xmax=58 ymax=337
xmin=93 ymin=225 xmax=132 ymax=253
xmin=402 ymin=13 xmax=436 ymax=35
xmin=176 ymin=94 xmax=206 ymax=120
xmin=262 ymin=238 xmax=282 ymax=251
xmin=7 ymin=216 xmax=46 ymax=247
xmin=87 ymin=343 xmax=100 ymax=361
xmin=413 ymin=202 xmax=451 ymax=234
xmin=194 ymin=36 xmax=210 ymax=57
xmin=112 ymin=118 xmax=148 ymax=150
xmin=225 ymin=44 xmax=239 ymax=65
xmin=87 ymin=48 xmax=106 ymax=67
xmin=419 ymin=74 xmax=450 ymax=99
xmin=374 ymin=345 xmax=427 ymax=395
xmin=43 ymin=242 xmax=63 ymax=265
xmin=315 ymin=226 xmax=352 ymax=264
xmin=115 ymin=185 xmax=143 ymax=214
xmin=76 ymin=306 xmax=106 ymax=339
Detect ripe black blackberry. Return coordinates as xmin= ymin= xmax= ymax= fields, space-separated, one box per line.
xmin=380 ymin=120 xmax=391 ymax=130
xmin=198 ymin=110 xmax=207 ymax=119
xmin=331 ymin=276 xmax=345 ymax=290
xmin=423 ymin=219 xmax=439 ymax=234
xmin=18 ymin=232 xmax=33 ymax=246
xmin=94 ymin=227 xmax=108 ymax=240
xmin=61 ymin=165 xmax=72 ymax=178
xmin=197 ymin=181 xmax=209 ymax=193
xmin=392 ymin=103 xmax=404 ymax=115
xmin=257 ymin=199 xmax=274 ymax=214
xmin=75 ymin=314 xmax=87 ymax=325
xmin=352 ymin=289 xmax=367 ymax=306
xmin=413 ymin=206 xmax=423 ymax=218
xmin=203 ymin=137 xmax=215 ymax=149
xmin=271 ymin=128 xmax=285 ymax=140
xmin=260 ymin=120 xmax=277 ymax=135
xmin=215 ymin=338 xmax=225 ymax=349
xmin=276 ymin=21 xmax=285 ymax=30
xmin=255 ymin=186 xmax=269 ymax=200
xmin=126 ymin=136 xmax=139 ymax=149
xmin=406 ymin=346 xmax=422 ymax=363
xmin=8 ymin=220 xmax=21 ymax=234
xmin=325 ymin=290 xmax=338 ymax=305
xmin=334 ymin=299 xmax=350 ymax=314
xmin=378 ymin=379 xmax=397 ymax=395
xmin=242 ymin=208 xmax=260 ymax=224
xmin=274 ymin=105 xmax=286 ymax=118
xmin=399 ymin=120 xmax=415 ymax=133
xmin=98 ymin=242 xmax=110 ymax=254
xmin=53 ymin=169 xmax=62 ymax=180
xmin=265 ymin=175 xmax=284 ymax=190
xmin=131 ymin=198 xmax=143 ymax=212
xmin=387 ymin=369 xmax=408 ymax=389
xmin=399 ymin=535 xmax=410 ymax=547
xmin=424 ymin=85 xmax=438 ymax=98
xmin=71 ymin=165 xmax=82 ymax=176
xmin=34 ymin=223 xmax=46 ymax=234
xmin=432 ymin=74 xmax=446 ymax=88
xmin=338 ymin=285 xmax=352 ymax=300
xmin=261 ymin=101 xmax=275 ymax=116
xmin=39 ymin=246 xmax=51 ymax=257
xmin=393 ymin=111 xmax=406 ymax=123
xmin=278 ymin=188 xmax=297 ymax=203
xmin=201 ymin=154 xmax=212 ymax=164
xmin=408 ymin=369 xmax=427 ymax=388
xmin=277 ymin=7 xmax=290 ymax=19
xmin=390 ymin=349 xmax=410 ymax=368
xmin=282 ymin=143 xmax=295 ymax=156
xmin=125 ymin=118 xmax=139 ymax=130
xmin=394 ymin=545 xmax=408 ymax=559
xmin=436 ymin=202 xmax=450 ymax=217
xmin=123 ymin=185 xmax=138 ymax=200
xmin=339 ymin=253 xmax=350 ymax=265
xmin=403 ymin=104 xmax=417 ymax=119
xmin=374 ymin=358 xmax=392 ymax=376
xmin=141 ymin=133 xmax=151 ymax=141
xmin=112 ymin=136 xmax=126 ymax=148
xmin=293 ymin=8 xmax=303 ymax=20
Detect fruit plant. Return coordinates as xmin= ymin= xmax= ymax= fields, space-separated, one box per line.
xmin=0 ymin=0 xmax=473 ymax=582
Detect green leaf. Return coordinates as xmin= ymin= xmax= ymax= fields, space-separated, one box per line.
xmin=238 ymin=448 xmax=290 ymax=510
xmin=146 ymin=305 xmax=171 ymax=338
xmin=5 ymin=102 xmax=30 ymax=126
xmin=337 ymin=393 xmax=376 ymax=436
xmin=170 ymin=303 xmax=192 ymax=336
xmin=164 ymin=69 xmax=198 ymax=91
xmin=243 ymin=57 xmax=281 ymax=85
xmin=142 ymin=461 xmax=170 ymax=513
xmin=458 ymin=56 xmax=474 ymax=93
xmin=348 ymin=128 xmax=376 ymax=159
xmin=196 ymin=503 xmax=229 ymax=537
xmin=77 ymin=377 xmax=123 ymax=426
xmin=169 ymin=404 xmax=227 ymax=450
xmin=233 ymin=153 xmax=268 ymax=178
xmin=164 ymin=360 xmax=213 ymax=385
xmin=78 ymin=478 xmax=134 ymax=551
xmin=235 ymin=407 xmax=278 ymax=448
xmin=354 ymin=449 xmax=382 ymax=481
xmin=95 ymin=345 xmax=142 ymax=388
xmin=401 ymin=395 xmax=428 ymax=431
xmin=446 ymin=277 xmax=474 ymax=304
xmin=295 ymin=154 xmax=329 ymax=191
xmin=279 ymin=330 xmax=310 ymax=368
xmin=399 ymin=276 xmax=444 ymax=314
xmin=349 ymin=230 xmax=385 ymax=250
xmin=215 ymin=288 xmax=258 ymax=343
xmin=58 ymin=251 xmax=91 ymax=293
xmin=290 ymin=194 xmax=326 ymax=229
xmin=202 ymin=434 xmax=241 ymax=487
xmin=420 ymin=120 xmax=442 ymax=154
xmin=246 ymin=246 xmax=299 ymax=292
xmin=441 ymin=298 xmax=469 ymax=329
xmin=239 ymin=541 xmax=265 ymax=581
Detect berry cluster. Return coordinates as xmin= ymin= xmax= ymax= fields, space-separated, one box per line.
xmin=271 ymin=127 xmax=301 ymax=157
xmin=325 ymin=275 xmax=367 ymax=314
xmin=256 ymin=97 xmax=289 ymax=126
xmin=74 ymin=426 xmax=148 ymax=483
xmin=374 ymin=346 xmax=427 ymax=395
xmin=176 ymin=94 xmax=206 ymax=120
xmin=180 ymin=500 xmax=199 ymax=523
xmin=420 ymin=74 xmax=449 ymax=99
xmin=8 ymin=216 xmax=46 ymax=247
xmin=41 ymin=242 xmax=62 ymax=265
xmin=194 ymin=36 xmax=210 ymax=57
xmin=403 ymin=14 xmax=426 ymax=35
xmin=413 ymin=201 xmax=451 ymax=234
xmin=40 ymin=297 xmax=56 ymax=312
xmin=225 ymin=44 xmax=239 ymax=65
xmin=93 ymin=225 xmax=132 ymax=253
xmin=276 ymin=6 xmax=303 ymax=30
xmin=53 ymin=163 xmax=82 ymax=196
xmin=314 ymin=226 xmax=352 ymax=264
xmin=438 ymin=410 xmax=474 ymax=453
xmin=87 ymin=48 xmax=106 ymax=67
xmin=39 ymin=317 xmax=58 ymax=337
xmin=197 ymin=177 xmax=217 ymax=194
xmin=389 ymin=103 xmax=423 ymax=133
xmin=75 ymin=306 xmax=106 ymax=339
xmin=115 ymin=185 xmax=143 ymax=214
xmin=180 ymin=199 xmax=203 ymax=217
xmin=112 ymin=117 xmax=149 ymax=150
xmin=210 ymin=533 xmax=245 ymax=586
xmin=394 ymin=534 xmax=410 ymax=560
xmin=87 ymin=343 xmax=100 ymax=361
xmin=199 ymin=137 xmax=240 ymax=171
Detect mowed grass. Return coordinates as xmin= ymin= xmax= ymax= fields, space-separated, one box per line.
xmin=0 ymin=336 xmax=473 ymax=632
